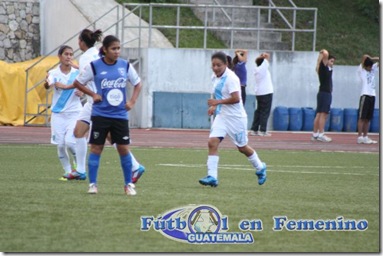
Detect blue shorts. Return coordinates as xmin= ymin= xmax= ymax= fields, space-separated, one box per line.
xmin=316 ymin=91 xmax=332 ymax=114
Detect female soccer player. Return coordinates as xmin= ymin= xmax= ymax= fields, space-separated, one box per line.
xmin=73 ymin=35 xmax=142 ymax=195
xmin=56 ymin=29 xmax=145 ymax=183
xmin=199 ymin=51 xmax=267 ymax=187
xmin=44 ymin=45 xmax=82 ymax=179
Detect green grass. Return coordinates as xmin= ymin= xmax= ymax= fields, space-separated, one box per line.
xmin=118 ymin=0 xmax=227 ymax=49
xmin=0 ymin=144 xmax=379 ymax=252
xmin=117 ymin=0 xmax=379 ymax=65
xmin=280 ymin=0 xmax=380 ymax=65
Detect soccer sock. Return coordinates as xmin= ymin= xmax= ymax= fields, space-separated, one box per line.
xmin=130 ymin=152 xmax=140 ymax=171
xmin=120 ymin=153 xmax=132 ymax=185
xmin=75 ymin=137 xmax=88 ymax=174
xmin=207 ymin=155 xmax=219 ymax=179
xmin=66 ymin=142 xmax=77 ymax=169
xmin=88 ymin=153 xmax=101 ymax=184
xmin=248 ymin=151 xmax=263 ymax=171
xmin=57 ymin=145 xmax=71 ymax=173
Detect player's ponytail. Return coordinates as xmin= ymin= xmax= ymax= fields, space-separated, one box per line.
xmin=91 ymin=29 xmax=103 ymax=44
xmin=79 ymin=29 xmax=103 ymax=48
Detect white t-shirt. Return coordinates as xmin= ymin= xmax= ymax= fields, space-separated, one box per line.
xmin=47 ymin=66 xmax=82 ymax=113
xmin=254 ymin=59 xmax=274 ymax=96
xmin=212 ymin=68 xmax=247 ymax=118
xmin=357 ymin=63 xmax=378 ymax=96
xmin=78 ymin=46 xmax=100 ymax=103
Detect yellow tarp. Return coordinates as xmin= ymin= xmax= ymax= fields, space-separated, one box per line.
xmin=0 ymin=56 xmax=59 ymax=126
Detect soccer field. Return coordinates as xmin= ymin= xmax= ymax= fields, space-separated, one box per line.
xmin=0 ymin=144 xmax=379 ymax=253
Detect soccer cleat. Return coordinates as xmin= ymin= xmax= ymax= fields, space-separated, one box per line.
xmin=132 ymin=165 xmax=145 ymax=184
xmin=59 ymin=176 xmax=68 ymax=181
xmin=255 ymin=163 xmax=267 ymax=185
xmin=124 ymin=183 xmax=137 ymax=196
xmin=317 ymin=135 xmax=332 ymax=142
xmin=63 ymin=171 xmax=87 ymax=180
xmin=199 ymin=175 xmax=218 ymax=187
xmin=88 ymin=183 xmax=98 ymax=194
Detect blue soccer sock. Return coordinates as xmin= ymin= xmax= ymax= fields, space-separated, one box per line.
xmin=88 ymin=153 xmax=101 ymax=184
xmin=120 ymin=153 xmax=132 ymax=185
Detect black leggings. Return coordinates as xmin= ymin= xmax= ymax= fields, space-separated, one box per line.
xmin=251 ymin=93 xmax=273 ymax=132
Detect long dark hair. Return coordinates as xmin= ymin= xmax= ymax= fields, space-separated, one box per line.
xmin=58 ymin=45 xmax=73 ymax=55
xmin=211 ymin=51 xmax=228 ymax=64
xmin=79 ymin=29 xmax=103 ymax=48
xmin=99 ymin=35 xmax=120 ymax=57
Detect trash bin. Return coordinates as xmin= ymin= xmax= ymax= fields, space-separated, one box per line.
xmin=288 ymin=107 xmax=303 ymax=131
xmin=343 ymin=108 xmax=358 ymax=132
xmin=302 ymin=107 xmax=315 ymax=131
xmin=273 ymin=106 xmax=289 ymax=131
xmin=330 ymin=108 xmax=343 ymax=132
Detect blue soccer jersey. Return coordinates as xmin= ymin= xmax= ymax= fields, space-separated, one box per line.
xmin=76 ymin=58 xmax=141 ymax=119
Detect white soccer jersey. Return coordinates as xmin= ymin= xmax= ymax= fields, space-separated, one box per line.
xmin=47 ymin=66 xmax=82 ymax=113
xmin=357 ymin=63 xmax=378 ymax=96
xmin=78 ymin=46 xmax=100 ymax=102
xmin=211 ymin=68 xmax=246 ymax=118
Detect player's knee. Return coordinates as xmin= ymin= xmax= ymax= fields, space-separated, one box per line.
xmin=57 ymin=144 xmax=67 ymax=157
xmin=66 ymin=142 xmax=76 ymax=152
xmin=74 ymin=129 xmax=85 ymax=138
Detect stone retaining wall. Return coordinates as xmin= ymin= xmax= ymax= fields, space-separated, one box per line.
xmin=0 ymin=0 xmax=40 ymax=63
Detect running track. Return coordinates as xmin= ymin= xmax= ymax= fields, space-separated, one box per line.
xmin=0 ymin=126 xmax=379 ymax=153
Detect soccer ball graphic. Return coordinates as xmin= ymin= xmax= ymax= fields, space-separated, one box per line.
xmin=190 ymin=208 xmax=219 ymax=233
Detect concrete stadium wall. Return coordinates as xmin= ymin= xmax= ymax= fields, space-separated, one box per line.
xmin=39 ymin=0 xmax=89 ymax=55
xmin=124 ymin=48 xmax=379 ymax=129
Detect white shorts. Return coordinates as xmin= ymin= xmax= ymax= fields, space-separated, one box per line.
xmin=77 ymin=102 xmax=92 ymax=124
xmin=50 ymin=112 xmax=79 ymax=145
xmin=209 ymin=114 xmax=248 ymax=147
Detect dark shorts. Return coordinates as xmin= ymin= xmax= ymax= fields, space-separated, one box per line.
xmin=89 ymin=116 xmax=130 ymax=145
xmin=358 ymin=95 xmax=375 ymax=120
xmin=316 ymin=91 xmax=332 ymax=114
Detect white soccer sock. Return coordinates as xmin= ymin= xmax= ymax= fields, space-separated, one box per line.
xmin=130 ymin=152 xmax=140 ymax=171
xmin=66 ymin=142 xmax=76 ymax=168
xmin=75 ymin=137 xmax=88 ymax=174
xmin=57 ymin=145 xmax=71 ymax=173
xmin=207 ymin=155 xmax=219 ymax=179
xmin=248 ymin=151 xmax=263 ymax=171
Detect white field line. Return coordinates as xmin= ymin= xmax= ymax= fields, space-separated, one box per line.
xmin=157 ymin=163 xmax=379 ymax=176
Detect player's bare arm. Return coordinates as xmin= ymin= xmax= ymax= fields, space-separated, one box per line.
xmin=73 ymin=79 xmax=101 ymax=102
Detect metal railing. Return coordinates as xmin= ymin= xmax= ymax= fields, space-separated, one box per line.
xmin=23 ymin=1 xmax=317 ymax=126
xmin=267 ymin=0 xmax=317 ymax=51
xmin=122 ymin=2 xmax=317 ymax=50
xmin=24 ymin=5 xmax=122 ymax=126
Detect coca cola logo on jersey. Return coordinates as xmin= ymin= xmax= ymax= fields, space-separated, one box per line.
xmin=100 ymin=78 xmax=127 ymax=89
